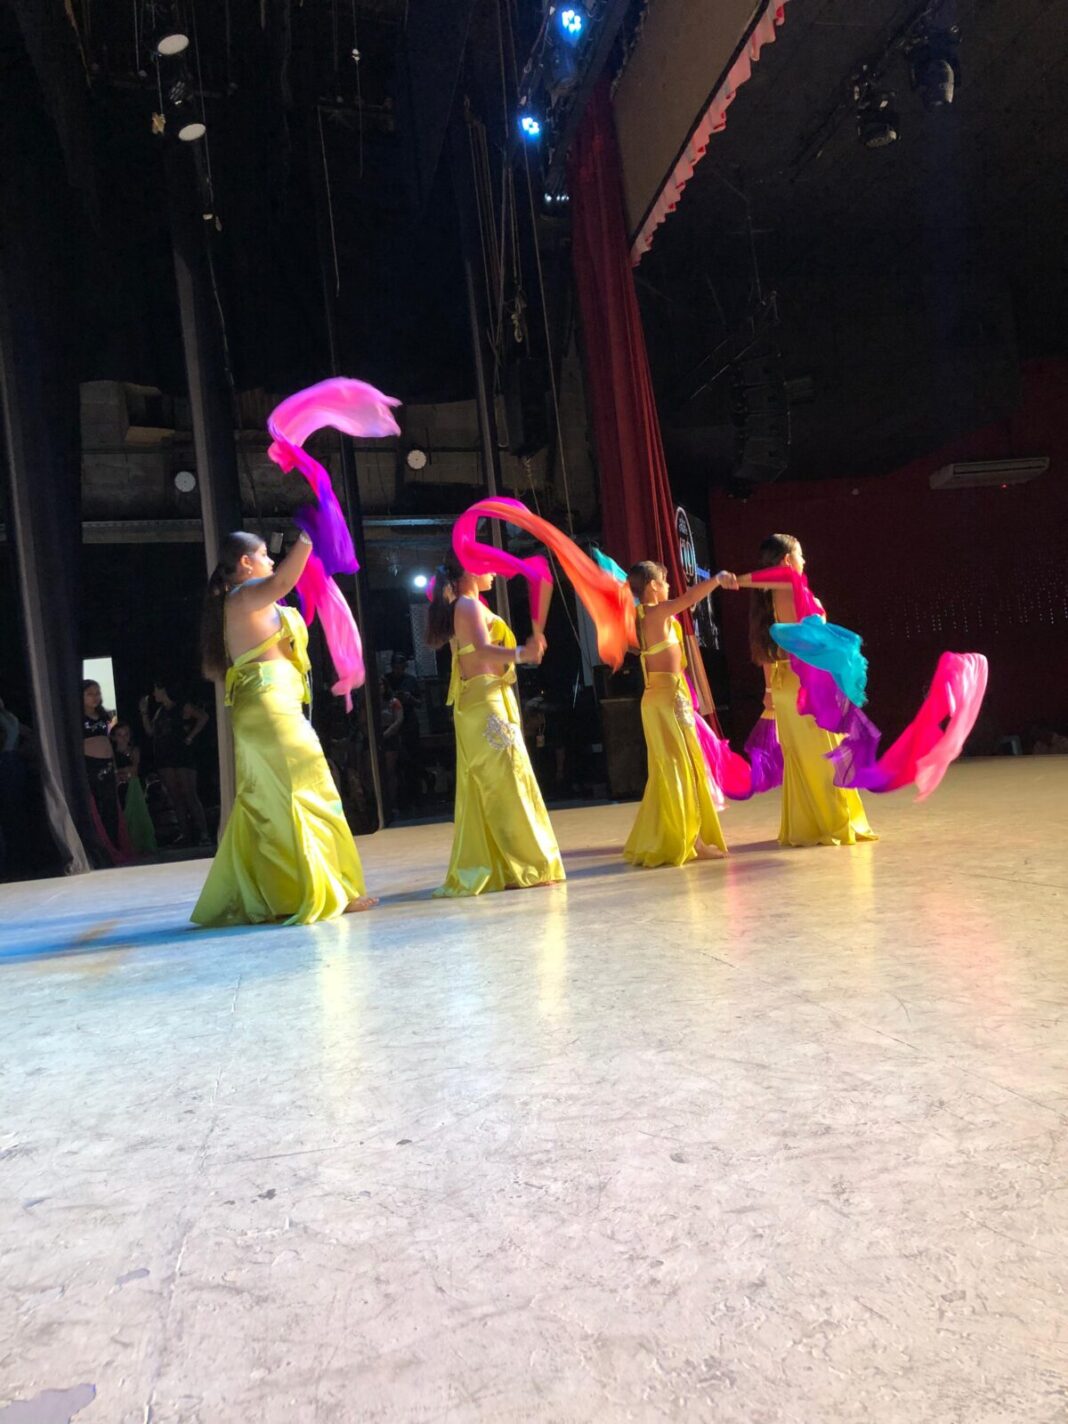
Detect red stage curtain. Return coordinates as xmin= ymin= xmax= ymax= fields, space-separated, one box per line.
xmin=569 ymin=79 xmax=686 ymax=598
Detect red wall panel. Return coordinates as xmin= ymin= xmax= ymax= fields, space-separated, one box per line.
xmin=709 ymin=360 xmax=1068 ymax=745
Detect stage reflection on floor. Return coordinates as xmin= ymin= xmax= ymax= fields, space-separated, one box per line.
xmin=1 ymin=760 xmax=1065 ymax=1423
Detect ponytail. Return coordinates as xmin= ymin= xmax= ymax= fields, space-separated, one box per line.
xmin=426 ymin=550 xmax=464 ymax=650
xmin=201 ymin=531 xmax=262 ymax=681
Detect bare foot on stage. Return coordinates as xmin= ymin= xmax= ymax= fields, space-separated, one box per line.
xmin=345 ymin=895 xmax=379 ymax=913
xmin=695 ymin=840 xmax=728 ymax=861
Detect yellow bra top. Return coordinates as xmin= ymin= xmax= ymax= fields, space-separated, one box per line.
xmin=636 ymin=605 xmax=686 ymax=683
xmin=225 ymin=602 xmax=310 ymax=706
xmin=635 ymin=606 xmax=686 ymax=660
xmin=448 ymin=611 xmax=516 ymax=705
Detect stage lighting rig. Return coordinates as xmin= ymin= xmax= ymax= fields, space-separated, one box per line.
xmin=515 ymin=0 xmax=626 ymax=178
xmin=556 ymin=5 xmax=587 ymax=42
xmin=853 ymin=72 xmax=899 ymax=149
xmin=907 ymin=25 xmax=961 ymax=108
xmin=157 ymin=31 xmax=189 ymax=57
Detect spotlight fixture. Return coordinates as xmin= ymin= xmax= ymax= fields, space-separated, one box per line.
xmin=405 ymin=447 xmax=428 ymax=471
xmin=518 ymin=111 xmax=543 ymax=141
xmin=412 ymin=574 xmax=429 ymax=591
xmin=178 ymin=121 xmax=207 ymax=142
xmin=556 ymin=5 xmax=586 ymax=42
xmin=157 ymin=32 xmax=190 ymax=57
xmin=907 ymin=27 xmax=961 ymax=109
xmin=173 ymin=469 xmax=197 ymax=493
xmin=853 ymin=75 xmax=898 ymax=149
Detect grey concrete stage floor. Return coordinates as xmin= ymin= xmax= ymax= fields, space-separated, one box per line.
xmin=1 ymin=760 xmax=1065 ymax=1424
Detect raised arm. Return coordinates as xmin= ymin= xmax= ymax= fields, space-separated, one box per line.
xmin=453 ymin=596 xmax=543 ymax=666
xmin=233 ymin=533 xmax=313 ymax=613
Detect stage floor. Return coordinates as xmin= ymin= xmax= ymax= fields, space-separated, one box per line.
xmin=1 ymin=760 xmax=1066 ymax=1423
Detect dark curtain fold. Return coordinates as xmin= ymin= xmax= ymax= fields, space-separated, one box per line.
xmin=569 ymin=79 xmax=686 ymax=598
xmin=0 ymin=9 xmax=95 ymax=874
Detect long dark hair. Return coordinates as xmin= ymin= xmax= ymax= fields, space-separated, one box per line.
xmin=426 ymin=550 xmax=465 ymax=650
xmin=81 ymin=679 xmax=113 ymax=722
xmin=748 ymin=533 xmax=801 ymax=666
xmin=201 ymin=531 xmax=263 ymax=681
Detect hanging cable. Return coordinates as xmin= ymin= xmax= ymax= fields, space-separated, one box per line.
xmin=493 ymin=0 xmax=513 ymax=360
xmin=188 ymin=0 xmax=215 ymax=197
xmin=500 ymin=0 xmax=577 ymax=537
xmin=183 ymin=1 xmax=269 ymax=536
xmin=317 ymin=106 xmax=342 ymax=298
xmin=351 ymin=0 xmax=364 ymax=178
xmin=465 ymin=116 xmax=494 ymax=347
xmin=224 ymin=0 xmax=233 ymax=91
xmin=519 ymin=123 xmax=576 ymax=536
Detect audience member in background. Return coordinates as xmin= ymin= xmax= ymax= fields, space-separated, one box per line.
xmin=380 ymin=675 xmax=404 ymax=820
xmin=141 ymin=678 xmax=210 ymax=846
xmin=0 ymin=695 xmax=30 ymax=880
xmin=111 ymin=721 xmax=158 ymax=854
xmin=1031 ymin=725 xmax=1068 ymax=756
xmin=521 ymin=681 xmax=568 ymax=796
xmin=82 ymin=679 xmax=129 ymax=864
xmin=385 ymin=652 xmax=424 ymax=813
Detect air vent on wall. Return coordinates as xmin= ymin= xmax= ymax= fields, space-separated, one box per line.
xmin=929 ymin=457 xmax=1049 ymax=490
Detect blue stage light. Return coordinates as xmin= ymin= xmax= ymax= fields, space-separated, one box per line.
xmin=558 ymin=6 xmax=585 ymax=41
xmin=519 ymin=112 xmax=542 ymax=140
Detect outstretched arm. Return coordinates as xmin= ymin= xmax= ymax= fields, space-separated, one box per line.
xmin=729 ymin=570 xmax=799 ymax=623
xmin=653 ymin=572 xmax=733 ymax=621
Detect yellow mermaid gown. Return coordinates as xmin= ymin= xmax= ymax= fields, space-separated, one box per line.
xmin=623 ymin=612 xmax=728 ymax=868
xmin=191 ymin=605 xmax=367 ymax=926
xmin=769 ymin=659 xmax=877 ymax=848
xmin=435 ymin=614 xmax=564 ymax=897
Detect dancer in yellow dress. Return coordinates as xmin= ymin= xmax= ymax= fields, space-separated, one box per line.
xmin=427 ymin=552 xmax=564 ymax=896
xmin=623 ymin=561 xmax=731 ymax=868
xmin=731 ymin=535 xmax=877 ymax=848
xmin=191 ymin=530 xmax=376 ymax=927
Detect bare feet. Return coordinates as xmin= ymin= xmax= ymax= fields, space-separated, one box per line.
xmin=345 ymin=895 xmax=378 ymax=913
xmin=695 ymin=839 xmax=728 ymax=861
